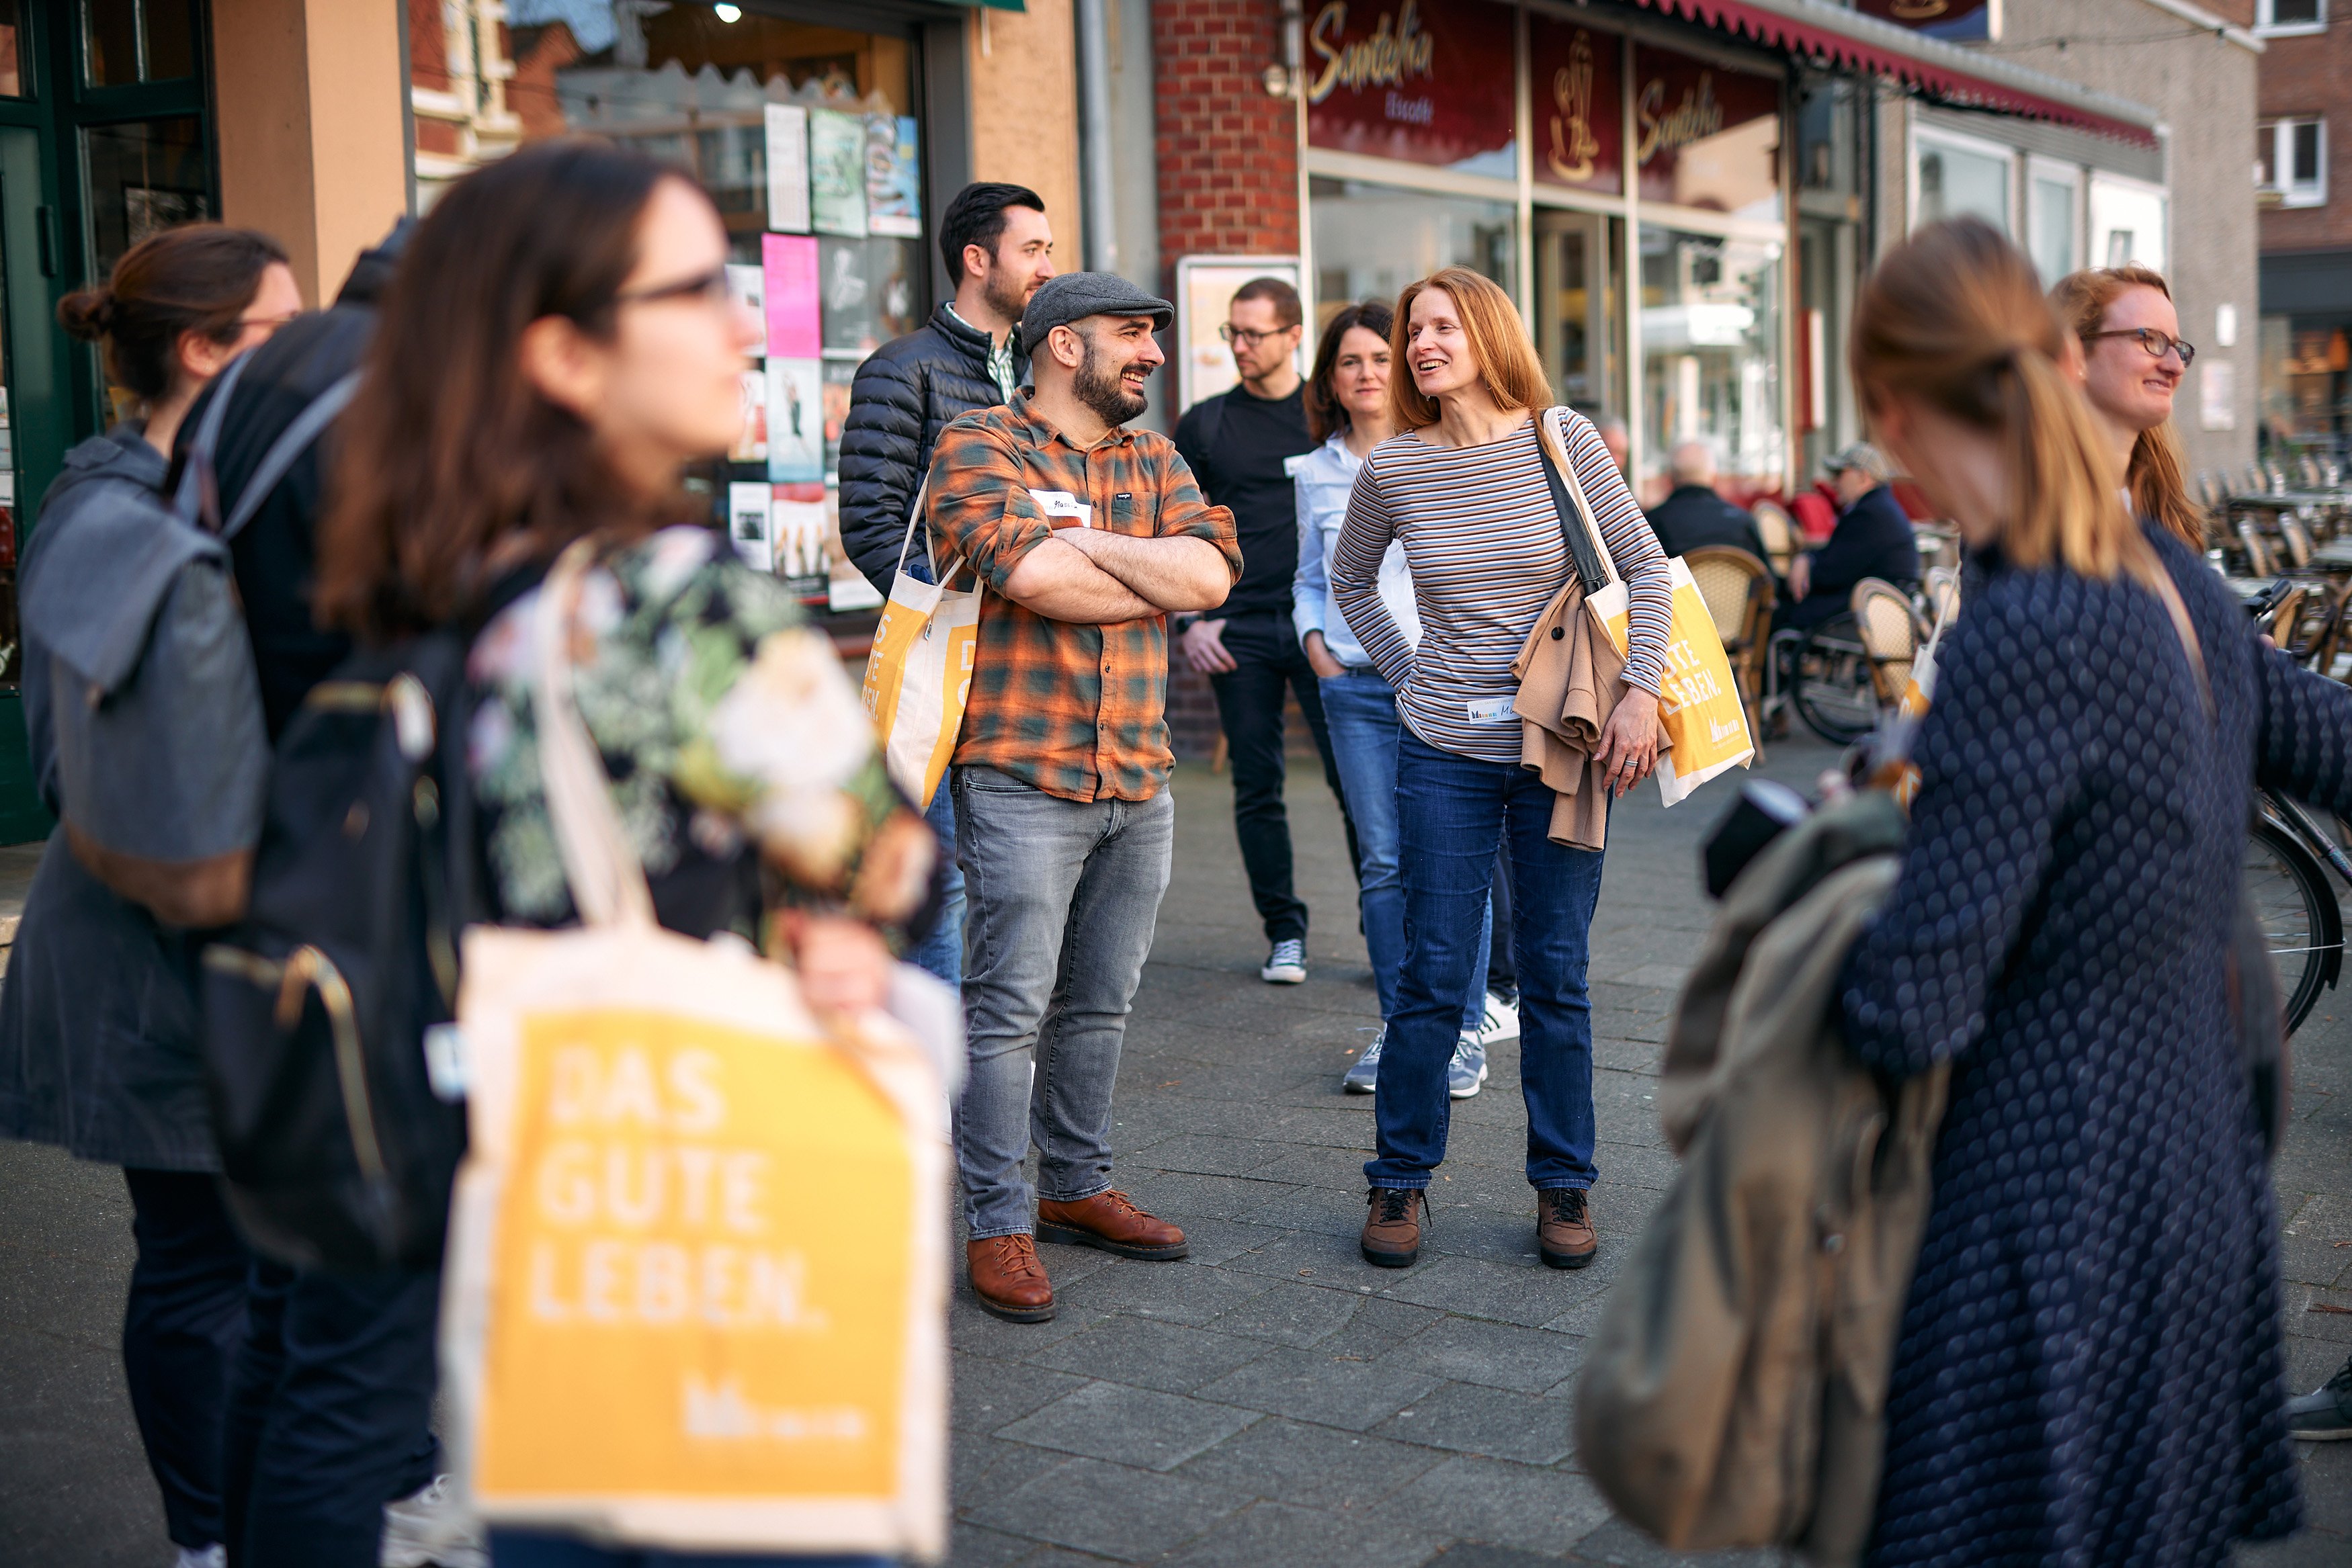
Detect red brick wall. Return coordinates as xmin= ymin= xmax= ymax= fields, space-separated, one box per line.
xmin=409 ymin=0 xmax=449 ymax=93
xmin=1152 ymin=0 xmax=1299 ymax=265
xmin=2258 ymin=17 xmax=2352 ymax=254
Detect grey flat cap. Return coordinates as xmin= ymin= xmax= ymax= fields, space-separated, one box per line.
xmin=1020 ymin=271 xmax=1173 ymax=355
xmin=1821 ymin=441 xmax=1892 ymax=483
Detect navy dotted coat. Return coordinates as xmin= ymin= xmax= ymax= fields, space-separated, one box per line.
xmin=1839 ymin=527 xmax=2339 ymax=1566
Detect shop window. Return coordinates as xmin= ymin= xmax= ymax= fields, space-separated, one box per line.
xmin=1640 ymin=228 xmax=1783 ymax=507
xmin=1633 ymin=45 xmax=1781 ymax=222
xmin=1795 ymin=79 xmax=1860 ymax=198
xmin=2027 ymin=163 xmax=2079 ymax=288
xmin=84 ymin=0 xmax=198 ymax=87
xmin=1535 ymin=210 xmax=1625 ymax=425
xmin=2260 ymin=118 xmax=2327 ymax=209
xmin=2089 ymin=174 xmax=2167 ymax=274
xmin=1310 ymin=177 xmax=1517 ymax=318
xmin=0 ymin=0 xmax=23 ymax=98
xmin=1913 ymin=130 xmax=2011 ymax=234
xmin=2255 ymin=0 xmax=2324 ymax=36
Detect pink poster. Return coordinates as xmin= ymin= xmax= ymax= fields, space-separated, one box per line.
xmin=761 ymin=233 xmax=821 ymax=360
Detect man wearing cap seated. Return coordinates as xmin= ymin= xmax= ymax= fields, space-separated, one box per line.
xmin=1774 ymin=441 xmax=1919 ymax=632
xmin=923 ymin=271 xmax=1243 ymax=1323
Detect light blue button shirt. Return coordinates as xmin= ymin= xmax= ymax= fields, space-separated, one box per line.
xmin=1290 ymin=432 xmax=1419 ymax=667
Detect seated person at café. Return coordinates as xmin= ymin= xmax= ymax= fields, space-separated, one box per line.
xmin=1774 ymin=443 xmax=1919 ymax=632
xmin=1644 ymin=439 xmax=1769 ymax=562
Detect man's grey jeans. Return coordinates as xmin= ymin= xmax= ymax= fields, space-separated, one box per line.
xmin=953 ymin=765 xmax=1173 ymax=1240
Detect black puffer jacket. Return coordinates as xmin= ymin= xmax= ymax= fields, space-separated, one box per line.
xmin=837 ymin=303 xmax=1025 ymax=595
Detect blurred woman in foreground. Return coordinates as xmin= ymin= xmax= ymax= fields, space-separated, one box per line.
xmin=317 ymin=138 xmax=933 ymax=1568
xmin=1837 ymin=217 xmax=2337 ymax=1565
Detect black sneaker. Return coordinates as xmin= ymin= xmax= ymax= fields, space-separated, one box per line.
xmin=2288 ymin=1352 xmax=2352 ymax=1440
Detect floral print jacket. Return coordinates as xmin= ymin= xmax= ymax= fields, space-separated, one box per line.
xmin=466 ymin=525 xmax=935 ymax=943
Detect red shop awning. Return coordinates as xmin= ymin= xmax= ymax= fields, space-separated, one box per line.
xmin=1628 ymin=0 xmax=2164 ymax=148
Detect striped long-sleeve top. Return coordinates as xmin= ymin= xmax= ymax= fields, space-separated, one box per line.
xmin=1331 ymin=408 xmax=1673 ymax=764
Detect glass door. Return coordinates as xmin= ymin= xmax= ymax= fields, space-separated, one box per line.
xmin=1534 ymin=207 xmax=1626 ymax=430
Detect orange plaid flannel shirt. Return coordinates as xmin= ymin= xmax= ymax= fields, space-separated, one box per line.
xmin=925 ymin=393 xmax=1241 ymax=802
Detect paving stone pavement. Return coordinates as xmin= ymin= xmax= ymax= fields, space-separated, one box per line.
xmin=948 ymin=738 xmax=2352 ymax=1568
xmin=0 ymin=740 xmax=2347 ymax=1564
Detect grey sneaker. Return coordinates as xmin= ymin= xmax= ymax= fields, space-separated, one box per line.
xmin=1478 ymin=990 xmax=1520 ymax=1045
xmin=1447 ymin=1033 xmax=1488 ymax=1099
xmin=1261 ymin=938 xmax=1307 ymax=984
xmin=2288 ymin=1354 xmax=2352 ymax=1440
xmin=381 ymin=1473 xmax=487 ymax=1568
xmin=1342 ymin=1027 xmax=1384 ymax=1093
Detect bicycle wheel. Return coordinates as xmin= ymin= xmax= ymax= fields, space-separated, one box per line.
xmin=1790 ymin=618 xmax=1879 ymax=746
xmin=2246 ymin=818 xmax=2335 ymax=1035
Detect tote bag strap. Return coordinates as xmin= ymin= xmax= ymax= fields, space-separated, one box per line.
xmin=532 ymin=538 xmax=659 ymax=930
xmin=888 ymin=473 xmax=976 ymax=592
xmin=1534 ymin=407 xmax=1618 ymax=595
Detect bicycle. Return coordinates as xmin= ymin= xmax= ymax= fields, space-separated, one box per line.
xmin=2247 ymin=791 xmax=2347 ymax=1036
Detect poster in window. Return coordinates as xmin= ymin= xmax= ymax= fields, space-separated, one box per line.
xmin=1530 ymin=17 xmax=1623 ymax=196
xmin=1633 ymin=46 xmax=1781 ymax=220
xmin=731 ymin=367 xmax=768 ymax=464
xmin=762 ymin=233 xmax=821 ymax=360
xmin=823 ymin=358 xmax=857 ymax=470
xmin=765 ymin=357 xmax=825 ymax=484
xmin=808 ymin=109 xmax=869 ymax=238
xmin=773 ymin=488 xmax=831 ymax=586
xmin=763 ymin=103 xmax=810 ymax=233
xmin=1304 ymin=0 xmax=1517 ymax=179
xmin=727 ymin=264 xmax=767 ymax=357
xmin=728 ymin=482 xmax=775 ymax=573
xmin=867 ymin=115 xmax=922 ymax=238
xmin=821 ymin=238 xmax=919 ymax=357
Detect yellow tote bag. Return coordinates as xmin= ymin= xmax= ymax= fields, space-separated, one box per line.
xmin=860 ymin=482 xmax=979 ymax=807
xmin=442 ymin=545 xmax=948 ymax=1560
xmin=1540 ymin=410 xmax=1755 ymax=806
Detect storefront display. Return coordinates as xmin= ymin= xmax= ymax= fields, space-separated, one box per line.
xmin=521 ymin=5 xmax=931 ymax=607
xmin=1304 ymin=0 xmax=1516 ymax=178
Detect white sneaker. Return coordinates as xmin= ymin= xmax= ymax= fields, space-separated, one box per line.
xmin=173 ymin=1549 xmax=226 ymax=1568
xmin=1261 ymin=938 xmax=1307 ymax=984
xmin=1478 ymin=991 xmax=1520 ymax=1045
xmin=381 ymin=1473 xmax=487 ymax=1568
xmin=1341 ymin=1027 xmax=1384 ymax=1093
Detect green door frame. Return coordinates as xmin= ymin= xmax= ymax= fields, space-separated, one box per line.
xmin=0 ymin=0 xmax=218 ymax=843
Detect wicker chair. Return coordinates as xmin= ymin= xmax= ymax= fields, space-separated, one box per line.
xmin=2279 ymin=512 xmax=2316 ymax=568
xmin=1922 ymin=565 xmax=1962 ymax=634
xmin=1750 ymin=500 xmax=1798 ymax=579
xmin=1849 ymin=577 xmax=1924 ymax=708
xmin=1682 ymin=546 xmax=1775 ymax=750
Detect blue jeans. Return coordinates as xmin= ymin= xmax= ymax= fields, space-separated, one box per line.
xmin=1317 ymin=669 xmax=1488 ymax=1033
xmin=905 ymin=781 xmax=964 ymax=988
xmin=1369 ymin=730 xmax=1605 ymax=1191
xmin=952 ymin=767 xmax=1173 ymax=1239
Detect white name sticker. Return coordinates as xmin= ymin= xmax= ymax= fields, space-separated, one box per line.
xmin=1465 ymin=696 xmax=1516 ymax=725
xmin=1027 ymin=488 xmax=1093 ymax=527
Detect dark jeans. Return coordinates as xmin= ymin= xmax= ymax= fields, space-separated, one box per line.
xmin=1205 ymin=609 xmax=1354 ymax=943
xmin=1369 ymin=731 xmax=1605 ymax=1191
xmin=122 ymin=1168 xmax=253 ymax=1550
xmin=490 ymin=1532 xmax=891 ymax=1567
xmin=1485 ymin=846 xmax=1517 ymax=1003
xmin=223 ymin=1259 xmax=441 ymax=1568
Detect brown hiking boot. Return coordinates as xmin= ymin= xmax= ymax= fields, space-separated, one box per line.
xmin=1036 ymin=1190 xmax=1188 ymax=1260
xmin=1361 ymin=1187 xmax=1426 ymax=1268
xmin=966 ymin=1234 xmax=1055 ymax=1322
xmin=1538 ymin=1188 xmax=1597 ymax=1270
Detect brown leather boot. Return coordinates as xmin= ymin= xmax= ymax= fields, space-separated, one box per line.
xmin=1538 ymin=1187 xmax=1597 ymax=1270
xmin=1035 ymin=1190 xmax=1188 ymax=1260
xmin=966 ymin=1233 xmax=1055 ymax=1322
xmin=1360 ymin=1187 xmax=1425 ymax=1268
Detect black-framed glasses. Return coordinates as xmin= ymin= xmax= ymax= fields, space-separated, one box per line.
xmin=1219 ymin=322 xmax=1297 ymax=347
xmin=2083 ymin=326 xmax=2196 ymax=367
xmin=611 ymin=266 xmax=732 ymax=310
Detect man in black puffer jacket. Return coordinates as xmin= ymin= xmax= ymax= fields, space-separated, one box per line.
xmin=837 ymin=181 xmax=1056 ymax=990
xmin=838 ymin=182 xmax=1054 ymax=596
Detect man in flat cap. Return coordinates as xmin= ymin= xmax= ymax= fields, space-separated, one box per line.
xmin=1774 ymin=441 xmax=1919 ymax=634
xmin=923 ymin=272 xmax=1242 ymax=1323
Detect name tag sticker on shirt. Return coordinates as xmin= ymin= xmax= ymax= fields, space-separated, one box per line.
xmin=1027 ymin=488 xmax=1094 ymax=529
xmin=1465 ymin=696 xmax=1516 ymax=725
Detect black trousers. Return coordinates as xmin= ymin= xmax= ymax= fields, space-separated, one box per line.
xmin=122 ymin=1168 xmax=253 ymax=1550
xmin=223 ymin=1258 xmax=441 ymax=1568
xmin=1206 ymin=609 xmax=1357 ymax=944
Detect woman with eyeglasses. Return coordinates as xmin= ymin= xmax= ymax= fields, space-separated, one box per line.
xmin=317 ymin=139 xmax=937 ymax=1568
xmin=2050 ymin=264 xmax=2203 ymax=548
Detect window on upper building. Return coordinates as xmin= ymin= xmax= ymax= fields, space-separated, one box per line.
xmin=2259 ymin=118 xmax=2328 ymax=208
xmin=2256 ymin=0 xmax=2326 ymax=35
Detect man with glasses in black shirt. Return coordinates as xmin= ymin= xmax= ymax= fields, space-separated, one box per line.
xmin=1173 ymin=277 xmax=1355 ymax=986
